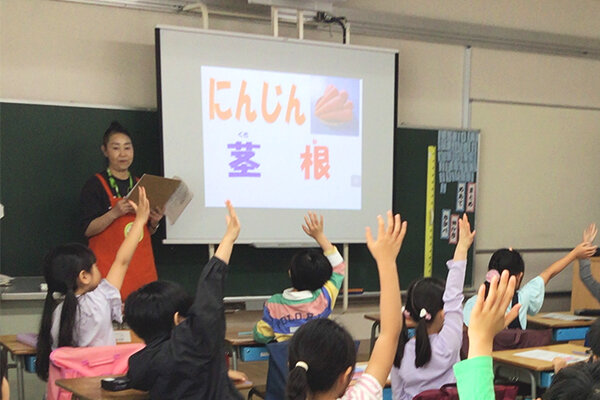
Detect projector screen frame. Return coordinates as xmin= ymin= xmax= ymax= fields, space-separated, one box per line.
xmin=156 ymin=25 xmax=399 ymax=245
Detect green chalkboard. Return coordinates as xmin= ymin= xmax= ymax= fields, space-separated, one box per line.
xmin=0 ymin=103 xmax=475 ymax=296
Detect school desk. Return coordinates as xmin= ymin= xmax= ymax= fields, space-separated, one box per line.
xmin=492 ymin=343 xmax=589 ymax=399
xmin=0 ymin=334 xmax=36 ymax=400
xmin=225 ymin=330 xmax=269 ymax=370
xmin=55 ymin=375 xmax=254 ymax=399
xmin=527 ymin=312 xmax=597 ymax=341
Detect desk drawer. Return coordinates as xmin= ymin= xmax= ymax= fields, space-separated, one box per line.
xmin=554 ymin=327 xmax=590 ymax=341
xmin=24 ymin=355 xmax=36 ymax=373
xmin=240 ymin=346 xmax=269 ymax=362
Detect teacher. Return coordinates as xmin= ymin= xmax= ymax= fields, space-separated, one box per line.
xmin=79 ymin=121 xmax=162 ymax=299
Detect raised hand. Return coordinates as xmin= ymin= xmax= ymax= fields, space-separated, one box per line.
xmin=214 ymin=200 xmax=241 ymax=265
xmin=130 ymin=187 xmax=150 ymax=224
xmin=468 ymin=270 xmax=520 ymax=358
xmin=302 ymin=211 xmax=324 ymax=239
xmin=302 ymin=211 xmax=333 ymax=252
xmin=366 ymin=210 xmax=407 ymax=264
xmin=583 ymin=223 xmax=597 ymax=244
xmin=573 ymin=241 xmax=598 ymax=259
xmin=454 ymin=214 xmax=475 ymax=261
xmin=223 ymin=200 xmax=241 ymax=243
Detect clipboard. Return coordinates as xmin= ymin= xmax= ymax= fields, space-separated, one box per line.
xmin=125 ymin=174 xmax=193 ymax=225
xmin=126 ymin=174 xmax=181 ymax=210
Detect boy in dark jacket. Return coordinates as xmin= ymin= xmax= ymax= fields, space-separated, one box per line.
xmin=125 ymin=201 xmax=244 ymax=400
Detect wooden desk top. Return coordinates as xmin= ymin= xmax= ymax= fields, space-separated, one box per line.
xmin=55 ymin=375 xmax=253 ymax=399
xmin=0 ymin=334 xmax=36 ymax=355
xmin=527 ymin=312 xmax=597 ymax=328
xmin=492 ymin=343 xmax=589 ymax=372
xmin=225 ymin=331 xmax=258 ymax=346
xmin=55 ymin=376 xmax=148 ymax=400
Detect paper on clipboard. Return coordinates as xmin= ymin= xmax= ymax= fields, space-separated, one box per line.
xmin=164 ymin=177 xmax=193 ymax=225
xmin=126 ymin=174 xmax=193 ymax=225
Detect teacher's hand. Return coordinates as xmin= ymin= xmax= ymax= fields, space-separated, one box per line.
xmin=149 ymin=206 xmax=165 ymax=230
xmin=111 ymin=198 xmax=135 ymax=218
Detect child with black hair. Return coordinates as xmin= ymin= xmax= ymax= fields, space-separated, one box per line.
xmin=286 ymin=210 xmax=406 ymax=400
xmin=124 ymin=280 xmax=248 ymax=386
xmin=463 ymin=231 xmax=596 ymax=329
xmin=36 ymin=188 xmax=150 ymax=382
xmin=253 ymin=212 xmax=345 ymax=343
xmin=126 ymin=201 xmax=244 ymax=400
xmin=391 ymin=214 xmax=475 ymax=400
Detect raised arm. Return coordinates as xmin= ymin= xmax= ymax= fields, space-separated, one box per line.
xmin=454 ymin=214 xmax=475 ymax=262
xmin=106 ymin=187 xmax=150 ymax=290
xmin=214 ymin=201 xmax=241 ymax=264
xmin=539 ymin=241 xmax=597 ymax=285
xmin=365 ymin=211 xmax=407 ymax=387
xmin=438 ymin=214 xmax=474 ymax=349
xmin=302 ymin=211 xmax=334 ymax=253
xmin=578 ymin=224 xmax=600 ymax=300
xmin=453 ymin=271 xmax=520 ymax=400
xmin=187 ymin=201 xmax=240 ymax=349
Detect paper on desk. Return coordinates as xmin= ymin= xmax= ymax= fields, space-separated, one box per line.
xmin=114 ymin=330 xmax=132 ymax=343
xmin=541 ymin=312 xmax=596 ymax=321
xmin=514 ymin=349 xmax=588 ymax=363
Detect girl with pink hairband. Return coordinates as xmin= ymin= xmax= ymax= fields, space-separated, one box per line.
xmin=390 ymin=214 xmax=475 ymax=400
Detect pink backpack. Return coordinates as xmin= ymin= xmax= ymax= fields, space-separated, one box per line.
xmin=47 ymin=343 xmax=144 ymax=400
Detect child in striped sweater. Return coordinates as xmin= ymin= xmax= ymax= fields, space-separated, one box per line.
xmin=253 ymin=212 xmax=346 ymax=343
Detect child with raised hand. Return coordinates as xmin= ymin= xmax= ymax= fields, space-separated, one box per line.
xmin=391 ymin=214 xmax=474 ymax=400
xmin=126 ymin=201 xmax=244 ymax=400
xmin=464 ymin=231 xmax=597 ymax=329
xmin=453 ymin=270 xmax=520 ymax=400
xmin=285 ymin=211 xmax=406 ymax=400
xmin=36 ymin=187 xmax=150 ymax=381
xmin=254 ymin=211 xmax=346 ymax=343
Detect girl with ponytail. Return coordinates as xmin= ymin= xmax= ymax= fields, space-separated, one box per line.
xmin=36 ymin=188 xmax=150 ymax=381
xmin=286 ymin=211 xmax=406 ymax=400
xmin=391 ymin=214 xmax=475 ymax=400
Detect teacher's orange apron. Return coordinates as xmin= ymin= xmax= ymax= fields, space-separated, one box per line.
xmin=88 ymin=173 xmax=157 ymax=300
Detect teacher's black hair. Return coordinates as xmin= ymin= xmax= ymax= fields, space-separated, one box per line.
xmin=102 ymin=120 xmax=131 ymax=146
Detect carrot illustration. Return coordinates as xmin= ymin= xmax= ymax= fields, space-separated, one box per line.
xmin=317 ymin=108 xmax=353 ymax=123
xmin=315 ymin=90 xmax=348 ymax=117
xmin=315 ymin=84 xmax=338 ymax=111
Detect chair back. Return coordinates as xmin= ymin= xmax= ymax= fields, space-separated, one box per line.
xmin=461 ymin=328 xmax=553 ymax=358
xmin=264 ymin=341 xmax=289 ymax=400
xmin=47 ymin=343 xmax=144 ymax=400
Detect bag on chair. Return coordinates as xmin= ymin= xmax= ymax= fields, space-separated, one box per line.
xmin=413 ymin=383 xmax=519 ymax=400
xmin=47 ymin=343 xmax=144 ymax=400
